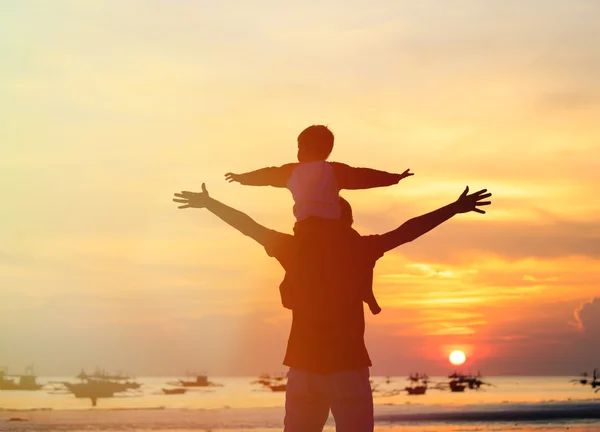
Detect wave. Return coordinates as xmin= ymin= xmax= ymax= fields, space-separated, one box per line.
xmin=3 ymin=402 xmax=600 ymax=431
xmin=0 ymin=408 xmax=53 ymax=412
xmin=375 ymin=401 xmax=600 ymax=423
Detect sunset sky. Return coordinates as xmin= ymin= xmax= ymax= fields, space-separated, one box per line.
xmin=1 ymin=0 xmax=599 ymax=377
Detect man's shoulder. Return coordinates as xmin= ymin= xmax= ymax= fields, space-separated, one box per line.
xmin=358 ymin=234 xmax=387 ymax=260
xmin=263 ymin=230 xmax=295 ymax=260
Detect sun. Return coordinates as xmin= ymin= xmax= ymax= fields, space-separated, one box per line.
xmin=449 ymin=350 xmax=466 ymax=366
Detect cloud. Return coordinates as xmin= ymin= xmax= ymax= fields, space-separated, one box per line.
xmin=574 ymin=297 xmax=600 ymax=334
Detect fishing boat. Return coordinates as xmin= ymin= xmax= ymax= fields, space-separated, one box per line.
xmin=449 ymin=381 xmax=466 ymax=392
xmin=267 ymin=383 xmax=286 ymax=392
xmin=572 ymin=369 xmax=599 ymax=390
xmin=162 ymin=387 xmax=187 ymax=395
xmin=0 ymin=366 xmax=44 ymax=391
xmin=252 ymin=373 xmax=287 ymax=392
xmin=52 ymin=368 xmax=142 ymax=406
xmin=435 ymin=371 xmax=493 ymax=393
xmin=178 ymin=372 xmax=221 ymax=387
xmin=404 ymin=373 xmax=428 ymax=395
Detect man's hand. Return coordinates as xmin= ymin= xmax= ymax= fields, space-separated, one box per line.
xmin=399 ymin=169 xmax=414 ymax=179
xmin=454 ymin=186 xmax=492 ymax=214
xmin=173 ymin=183 xmax=210 ymax=209
xmin=224 ymin=172 xmax=242 ymax=183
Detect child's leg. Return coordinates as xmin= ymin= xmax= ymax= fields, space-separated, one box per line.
xmin=362 ymin=275 xmax=381 ymax=315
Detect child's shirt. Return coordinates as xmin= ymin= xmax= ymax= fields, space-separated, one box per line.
xmin=287 ymin=161 xmax=340 ymax=221
xmin=234 ymin=161 xmax=403 ymax=221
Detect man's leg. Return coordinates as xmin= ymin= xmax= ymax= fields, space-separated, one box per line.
xmin=284 ymin=368 xmax=330 ymax=432
xmin=329 ymin=368 xmax=374 ymax=432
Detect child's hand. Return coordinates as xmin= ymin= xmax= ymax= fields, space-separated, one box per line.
xmin=400 ymin=169 xmax=414 ymax=179
xmin=225 ymin=172 xmax=242 ymax=183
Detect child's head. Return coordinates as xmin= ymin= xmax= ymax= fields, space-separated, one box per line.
xmin=297 ymin=125 xmax=334 ymax=163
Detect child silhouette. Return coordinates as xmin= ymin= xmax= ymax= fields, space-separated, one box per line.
xmin=225 ymin=125 xmax=413 ymax=314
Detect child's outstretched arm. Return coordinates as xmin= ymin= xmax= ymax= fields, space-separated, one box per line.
xmin=331 ymin=162 xmax=413 ymax=190
xmin=225 ymin=163 xmax=297 ymax=188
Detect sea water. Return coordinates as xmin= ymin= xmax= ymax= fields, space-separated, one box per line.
xmin=1 ymin=376 xmax=599 ymax=431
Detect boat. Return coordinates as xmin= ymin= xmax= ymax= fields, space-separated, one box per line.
xmin=64 ymin=381 xmax=122 ymax=398
xmin=449 ymin=380 xmax=467 ymax=392
xmin=404 ymin=373 xmax=429 ymax=395
xmin=406 ymin=385 xmax=427 ymax=395
xmin=53 ymin=368 xmax=142 ymax=406
xmin=267 ymin=383 xmax=286 ymax=392
xmin=77 ymin=368 xmax=134 ymax=382
xmin=0 ymin=366 xmax=44 ymax=391
xmin=434 ymin=371 xmax=493 ymax=393
xmin=252 ymin=373 xmax=287 ymax=392
xmin=178 ymin=372 xmax=221 ymax=387
xmin=572 ymin=369 xmax=599 ymax=390
xmin=162 ymin=388 xmax=187 ymax=395
xmin=180 ymin=375 xmax=209 ymax=387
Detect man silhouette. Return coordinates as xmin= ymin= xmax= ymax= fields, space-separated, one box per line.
xmin=173 ymin=184 xmax=491 ymax=432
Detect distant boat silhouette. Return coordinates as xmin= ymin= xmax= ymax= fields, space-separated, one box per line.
xmin=162 ymin=388 xmax=187 ymax=395
xmin=251 ymin=373 xmax=287 ymax=392
xmin=76 ymin=368 xmax=133 ymax=382
xmin=51 ymin=368 xmax=142 ymax=406
xmin=178 ymin=372 xmax=221 ymax=387
xmin=435 ymin=371 xmax=493 ymax=393
xmin=0 ymin=366 xmax=44 ymax=391
xmin=267 ymin=383 xmax=286 ymax=392
xmin=572 ymin=368 xmax=599 ymax=390
xmin=179 ymin=375 xmax=209 ymax=387
xmin=449 ymin=380 xmax=467 ymax=392
xmin=405 ymin=373 xmax=429 ymax=395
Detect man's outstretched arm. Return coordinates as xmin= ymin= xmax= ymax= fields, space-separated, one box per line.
xmin=378 ymin=186 xmax=492 ymax=253
xmin=173 ymin=183 xmax=273 ymax=246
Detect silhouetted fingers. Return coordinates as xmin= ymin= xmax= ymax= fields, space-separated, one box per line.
xmin=173 ymin=199 xmax=188 ymax=204
xmin=178 ymin=204 xmax=190 ymax=209
xmin=473 ymin=208 xmax=486 ymax=214
xmin=460 ymin=186 xmax=469 ymax=198
xmin=469 ymin=188 xmax=488 ymax=197
xmin=476 ymin=201 xmax=492 ymax=206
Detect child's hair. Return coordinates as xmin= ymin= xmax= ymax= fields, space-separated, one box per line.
xmin=297 ymin=125 xmax=334 ymax=162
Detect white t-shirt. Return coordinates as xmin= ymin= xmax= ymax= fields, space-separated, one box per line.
xmin=286 ymin=161 xmax=341 ymax=221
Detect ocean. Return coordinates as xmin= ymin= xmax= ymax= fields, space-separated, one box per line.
xmin=1 ymin=376 xmax=599 ymax=431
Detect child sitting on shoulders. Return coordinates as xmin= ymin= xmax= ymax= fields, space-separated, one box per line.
xmin=225 ymin=125 xmax=413 ymax=314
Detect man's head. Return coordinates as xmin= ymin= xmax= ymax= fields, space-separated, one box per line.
xmin=297 ymin=125 xmax=334 ymax=163
xmin=339 ymin=196 xmax=353 ymax=226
